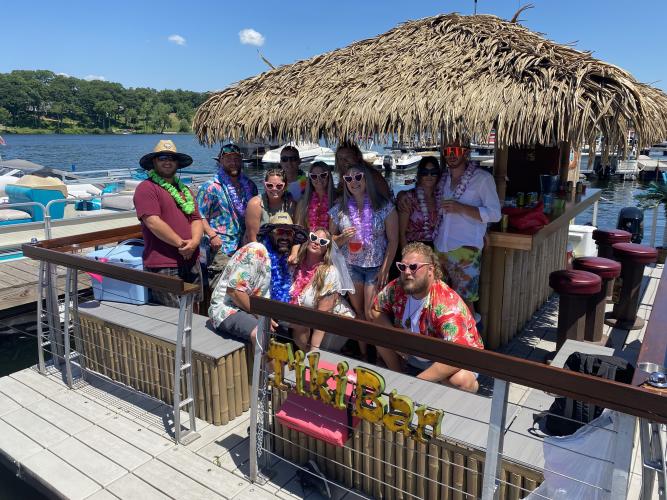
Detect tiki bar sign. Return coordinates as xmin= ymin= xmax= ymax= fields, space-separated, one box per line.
xmin=267 ymin=340 xmax=443 ymax=443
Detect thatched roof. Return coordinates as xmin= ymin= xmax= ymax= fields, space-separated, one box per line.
xmin=193 ymin=13 xmax=667 ymax=149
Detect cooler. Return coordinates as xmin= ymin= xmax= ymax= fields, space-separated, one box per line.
xmin=86 ymin=240 xmax=148 ymax=305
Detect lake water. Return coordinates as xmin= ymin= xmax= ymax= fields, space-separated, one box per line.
xmin=0 ymin=134 xmax=664 ymax=493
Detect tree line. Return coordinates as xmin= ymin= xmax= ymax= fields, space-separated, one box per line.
xmin=0 ymin=70 xmax=207 ymax=133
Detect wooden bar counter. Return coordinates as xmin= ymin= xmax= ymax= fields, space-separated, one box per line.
xmin=478 ymin=189 xmax=601 ymax=349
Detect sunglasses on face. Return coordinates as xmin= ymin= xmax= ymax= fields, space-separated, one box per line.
xmin=273 ymin=228 xmax=294 ymax=238
xmin=309 ymin=172 xmax=329 ymax=181
xmin=280 ymin=156 xmax=300 ymax=162
xmin=265 ymin=182 xmax=285 ymax=190
xmin=418 ymin=169 xmax=440 ymax=177
xmin=396 ymin=262 xmax=431 ymax=273
xmin=220 ymin=144 xmax=241 ymax=155
xmin=444 ymin=147 xmax=469 ymax=158
xmin=309 ymin=232 xmax=331 ymax=246
xmin=343 ymin=172 xmax=364 ymax=184
xmin=156 ymin=154 xmax=177 ymax=162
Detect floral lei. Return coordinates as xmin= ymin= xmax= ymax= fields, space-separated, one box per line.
xmin=416 ymin=187 xmax=436 ymax=239
xmin=264 ymin=238 xmax=292 ymax=303
xmin=348 ymin=195 xmax=373 ymax=242
xmin=308 ymin=192 xmax=329 ymax=230
xmin=148 ymin=170 xmax=194 ymax=215
xmin=433 ymin=163 xmax=476 ymax=236
xmin=217 ymin=169 xmax=254 ymax=218
xmin=290 ymin=260 xmax=321 ymax=304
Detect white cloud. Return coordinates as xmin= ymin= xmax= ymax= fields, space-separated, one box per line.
xmin=168 ymin=34 xmax=186 ymax=46
xmin=84 ymin=74 xmax=106 ymax=81
xmin=239 ymin=28 xmax=265 ymax=47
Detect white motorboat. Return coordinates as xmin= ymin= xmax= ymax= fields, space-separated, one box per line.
xmin=313 ymin=149 xmax=380 ymax=167
xmin=262 ymin=143 xmax=333 ymax=164
xmin=373 ymin=150 xmax=422 ymax=171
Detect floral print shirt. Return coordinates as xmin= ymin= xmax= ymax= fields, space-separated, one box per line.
xmin=291 ymin=266 xmax=355 ymax=319
xmin=329 ymin=201 xmax=394 ymax=268
xmin=197 ymin=175 xmax=258 ymax=256
xmin=373 ymin=278 xmax=483 ymax=349
xmin=209 ymin=242 xmax=271 ymax=328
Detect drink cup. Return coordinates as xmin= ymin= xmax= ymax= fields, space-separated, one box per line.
xmin=348 ymin=238 xmax=363 ymax=254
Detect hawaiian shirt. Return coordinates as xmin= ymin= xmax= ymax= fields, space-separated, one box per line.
xmin=373 ymin=278 xmax=484 ymax=349
xmin=197 ymin=174 xmax=258 ymax=256
xmin=209 ymin=242 xmax=271 ymax=328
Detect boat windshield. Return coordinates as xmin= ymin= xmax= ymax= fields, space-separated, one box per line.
xmin=0 ymin=167 xmax=21 ymax=177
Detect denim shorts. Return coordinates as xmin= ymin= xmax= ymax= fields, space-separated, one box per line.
xmin=348 ymin=264 xmax=380 ymax=285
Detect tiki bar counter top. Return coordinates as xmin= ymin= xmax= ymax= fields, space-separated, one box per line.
xmin=479 ymin=189 xmax=602 ymax=349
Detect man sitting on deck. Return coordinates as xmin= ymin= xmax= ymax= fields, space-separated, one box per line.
xmin=133 ymin=140 xmax=203 ymax=308
xmin=209 ymin=212 xmax=306 ymax=343
xmin=370 ymin=242 xmax=483 ymax=392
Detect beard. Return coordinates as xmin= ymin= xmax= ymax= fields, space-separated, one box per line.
xmin=275 ymin=238 xmax=293 ymax=254
xmin=400 ymin=273 xmax=431 ymax=296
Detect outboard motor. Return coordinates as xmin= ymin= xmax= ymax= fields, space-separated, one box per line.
xmin=617 ymin=207 xmax=644 ymax=243
xmin=382 ymin=155 xmax=393 ymax=171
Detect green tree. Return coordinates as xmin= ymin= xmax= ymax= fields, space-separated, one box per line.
xmin=0 ymin=107 xmax=11 ymax=125
xmin=151 ymin=103 xmax=171 ymax=133
xmin=178 ymin=118 xmax=191 ymax=133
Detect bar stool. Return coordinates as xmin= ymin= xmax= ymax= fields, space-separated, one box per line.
xmin=572 ymin=257 xmax=621 ymax=344
xmin=549 ymin=270 xmax=602 ymax=349
xmin=605 ymin=243 xmax=657 ymax=330
xmin=592 ymin=229 xmax=632 ymax=259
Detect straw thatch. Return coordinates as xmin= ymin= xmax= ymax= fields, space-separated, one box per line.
xmin=193 ymin=13 xmax=667 ymax=149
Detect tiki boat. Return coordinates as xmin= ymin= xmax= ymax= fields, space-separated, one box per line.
xmin=1 ymin=11 xmax=666 ymax=500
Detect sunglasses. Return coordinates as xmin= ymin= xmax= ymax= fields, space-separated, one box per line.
xmin=444 ymin=147 xmax=469 ymax=158
xmin=273 ymin=228 xmax=294 ymax=238
xmin=309 ymin=232 xmax=331 ymax=246
xmin=156 ymin=154 xmax=177 ymax=162
xmin=396 ymin=262 xmax=431 ymax=273
xmin=264 ymin=182 xmax=285 ymax=190
xmin=280 ymin=156 xmax=300 ymax=162
xmin=418 ymin=169 xmax=440 ymax=177
xmin=220 ymin=144 xmax=241 ymax=155
xmin=343 ymin=172 xmax=364 ymax=183
xmin=309 ymin=172 xmax=329 ymax=181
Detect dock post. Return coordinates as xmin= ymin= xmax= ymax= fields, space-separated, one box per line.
xmin=592 ymin=200 xmax=599 ymax=226
xmin=481 ymin=378 xmax=509 ymax=500
xmin=249 ymin=315 xmax=270 ymax=483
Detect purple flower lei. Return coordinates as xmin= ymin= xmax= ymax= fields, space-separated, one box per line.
xmin=217 ymin=169 xmax=254 ymax=217
xmin=263 ymin=237 xmax=292 ymax=303
xmin=348 ymin=195 xmax=373 ymax=242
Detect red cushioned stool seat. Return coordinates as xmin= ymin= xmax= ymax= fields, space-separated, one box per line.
xmin=549 ymin=270 xmax=602 ymax=295
xmin=606 ymin=243 xmax=658 ymax=330
xmin=573 ymin=257 xmax=621 ymax=279
xmin=592 ymin=229 xmax=632 ymax=244
xmin=612 ymin=243 xmax=658 ymax=265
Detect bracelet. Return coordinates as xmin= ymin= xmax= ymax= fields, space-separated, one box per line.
xmin=209 ymin=234 xmax=220 ymax=240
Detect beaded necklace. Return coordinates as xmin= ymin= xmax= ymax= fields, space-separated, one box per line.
xmin=433 ymin=163 xmax=476 ymax=236
xmin=147 ymin=170 xmax=194 ymax=215
xmin=264 ymin=238 xmax=292 ymax=303
xmin=217 ymin=169 xmax=254 ymax=218
xmin=347 ymin=195 xmax=373 ymax=242
xmin=290 ymin=260 xmax=321 ymax=304
xmin=416 ymin=188 xmax=436 ymax=239
xmin=308 ymin=192 xmax=329 ymax=230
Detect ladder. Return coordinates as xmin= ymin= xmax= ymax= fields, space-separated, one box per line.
xmin=173 ymin=293 xmax=199 ymax=444
xmin=36 ymin=261 xmax=63 ymax=374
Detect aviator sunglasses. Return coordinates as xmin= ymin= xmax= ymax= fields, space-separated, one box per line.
xmin=156 ymin=154 xmax=177 ymax=161
xmin=309 ymin=172 xmax=329 ymax=181
xmin=395 ymin=262 xmax=431 ymax=273
xmin=444 ymin=147 xmax=469 ymax=158
xmin=264 ymin=181 xmax=285 ymax=190
xmin=343 ymin=172 xmax=364 ymax=183
xmin=418 ymin=168 xmax=440 ymax=177
xmin=309 ymin=232 xmax=331 ymax=246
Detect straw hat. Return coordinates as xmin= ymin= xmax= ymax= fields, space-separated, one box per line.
xmin=139 ymin=140 xmax=193 ymax=170
xmin=257 ymin=212 xmax=307 ymax=244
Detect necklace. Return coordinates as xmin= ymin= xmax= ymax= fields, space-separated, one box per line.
xmin=416 ymin=188 xmax=436 ymax=239
xmin=347 ymin=195 xmax=373 ymax=242
xmin=290 ymin=260 xmax=321 ymax=304
xmin=148 ymin=170 xmax=194 ymax=215
xmin=433 ymin=163 xmax=476 ymax=236
xmin=308 ymin=192 xmax=329 ymax=230
xmin=265 ymin=239 xmax=292 ymax=303
xmin=217 ymin=169 xmax=254 ymax=217
xmin=404 ymin=295 xmax=426 ymax=330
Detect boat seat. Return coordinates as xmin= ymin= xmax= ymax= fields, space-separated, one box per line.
xmin=0 ymin=208 xmax=32 ymax=222
xmin=77 ymin=300 xmax=249 ymax=425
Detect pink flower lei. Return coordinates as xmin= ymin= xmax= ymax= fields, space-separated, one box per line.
xmin=348 ymin=195 xmax=373 ymax=242
xmin=308 ymin=192 xmax=329 ymax=230
xmin=290 ymin=260 xmax=321 ymax=304
xmin=433 ymin=163 xmax=477 ymax=236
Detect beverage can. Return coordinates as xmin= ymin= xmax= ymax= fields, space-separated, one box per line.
xmin=566 ymin=181 xmax=574 ymax=192
xmin=543 ymin=193 xmax=553 ymax=214
xmin=576 ymin=181 xmax=583 ymax=194
xmin=501 ymin=214 xmax=509 ymax=232
xmin=517 ymin=192 xmax=525 ymax=207
xmin=528 ymin=192 xmax=538 ymax=206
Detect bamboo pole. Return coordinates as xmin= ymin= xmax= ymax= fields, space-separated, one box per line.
xmin=316 ymin=433 xmax=325 ymax=472
xmin=344 ymin=433 xmax=354 ymax=488
xmin=500 ymin=248 xmax=515 ymax=345
xmin=225 ymin=353 xmax=236 ymax=418
xmin=218 ymin=358 xmax=229 ymax=425
xmin=417 ymin=441 xmax=427 ymax=499
xmin=395 ymin=431 xmax=405 ymax=500
xmin=441 ymin=446 xmax=451 ymax=500
xmin=406 ymin=435 xmax=415 ymax=497
xmin=487 ymin=247 xmax=507 ymax=349
xmin=151 ymin=342 xmax=160 ymax=400
xmin=232 ymin=350 xmax=243 ymax=417
xmin=325 ymin=442 xmax=336 ymax=478
xmin=478 ymin=247 xmax=492 ymax=345
xmin=510 ymin=472 xmax=522 ymax=500
xmin=203 ymin=361 xmax=212 ymax=423
xmin=196 ymin=359 xmax=206 ymax=418
xmin=373 ymin=423 xmax=383 ymax=499
xmin=240 ymin=348 xmax=250 ymax=412
xmin=210 ymin=363 xmax=221 ymax=426
xmin=467 ymin=457 xmax=479 ymax=499
xmin=362 ymin=420 xmax=372 ymax=495
xmin=384 ymin=428 xmax=395 ymax=499
xmin=453 ymin=452 xmax=464 ymax=500
xmin=428 ymin=443 xmax=440 ymax=500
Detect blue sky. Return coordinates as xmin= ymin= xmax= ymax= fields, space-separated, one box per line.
xmin=4 ymin=0 xmax=666 ymax=92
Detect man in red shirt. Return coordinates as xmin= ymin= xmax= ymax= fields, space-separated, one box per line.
xmin=371 ymin=242 xmax=482 ymax=392
xmin=133 ymin=140 xmax=203 ymax=307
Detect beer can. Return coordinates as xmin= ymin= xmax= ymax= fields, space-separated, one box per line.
xmin=576 ymin=181 xmax=583 ymax=194
xmin=528 ymin=191 xmax=538 ymax=206
xmin=543 ymin=193 xmax=553 ymax=214
xmin=566 ymin=180 xmax=574 ymax=192
xmin=501 ymin=214 xmax=509 ymax=232
xmin=516 ymin=192 xmax=525 ymax=207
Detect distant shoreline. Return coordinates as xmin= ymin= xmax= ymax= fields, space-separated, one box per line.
xmin=0 ymin=128 xmax=188 ymax=136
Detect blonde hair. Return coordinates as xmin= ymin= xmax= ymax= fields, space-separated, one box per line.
xmin=296 ymin=227 xmax=335 ymax=305
xmin=401 ymin=242 xmax=443 ymax=280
